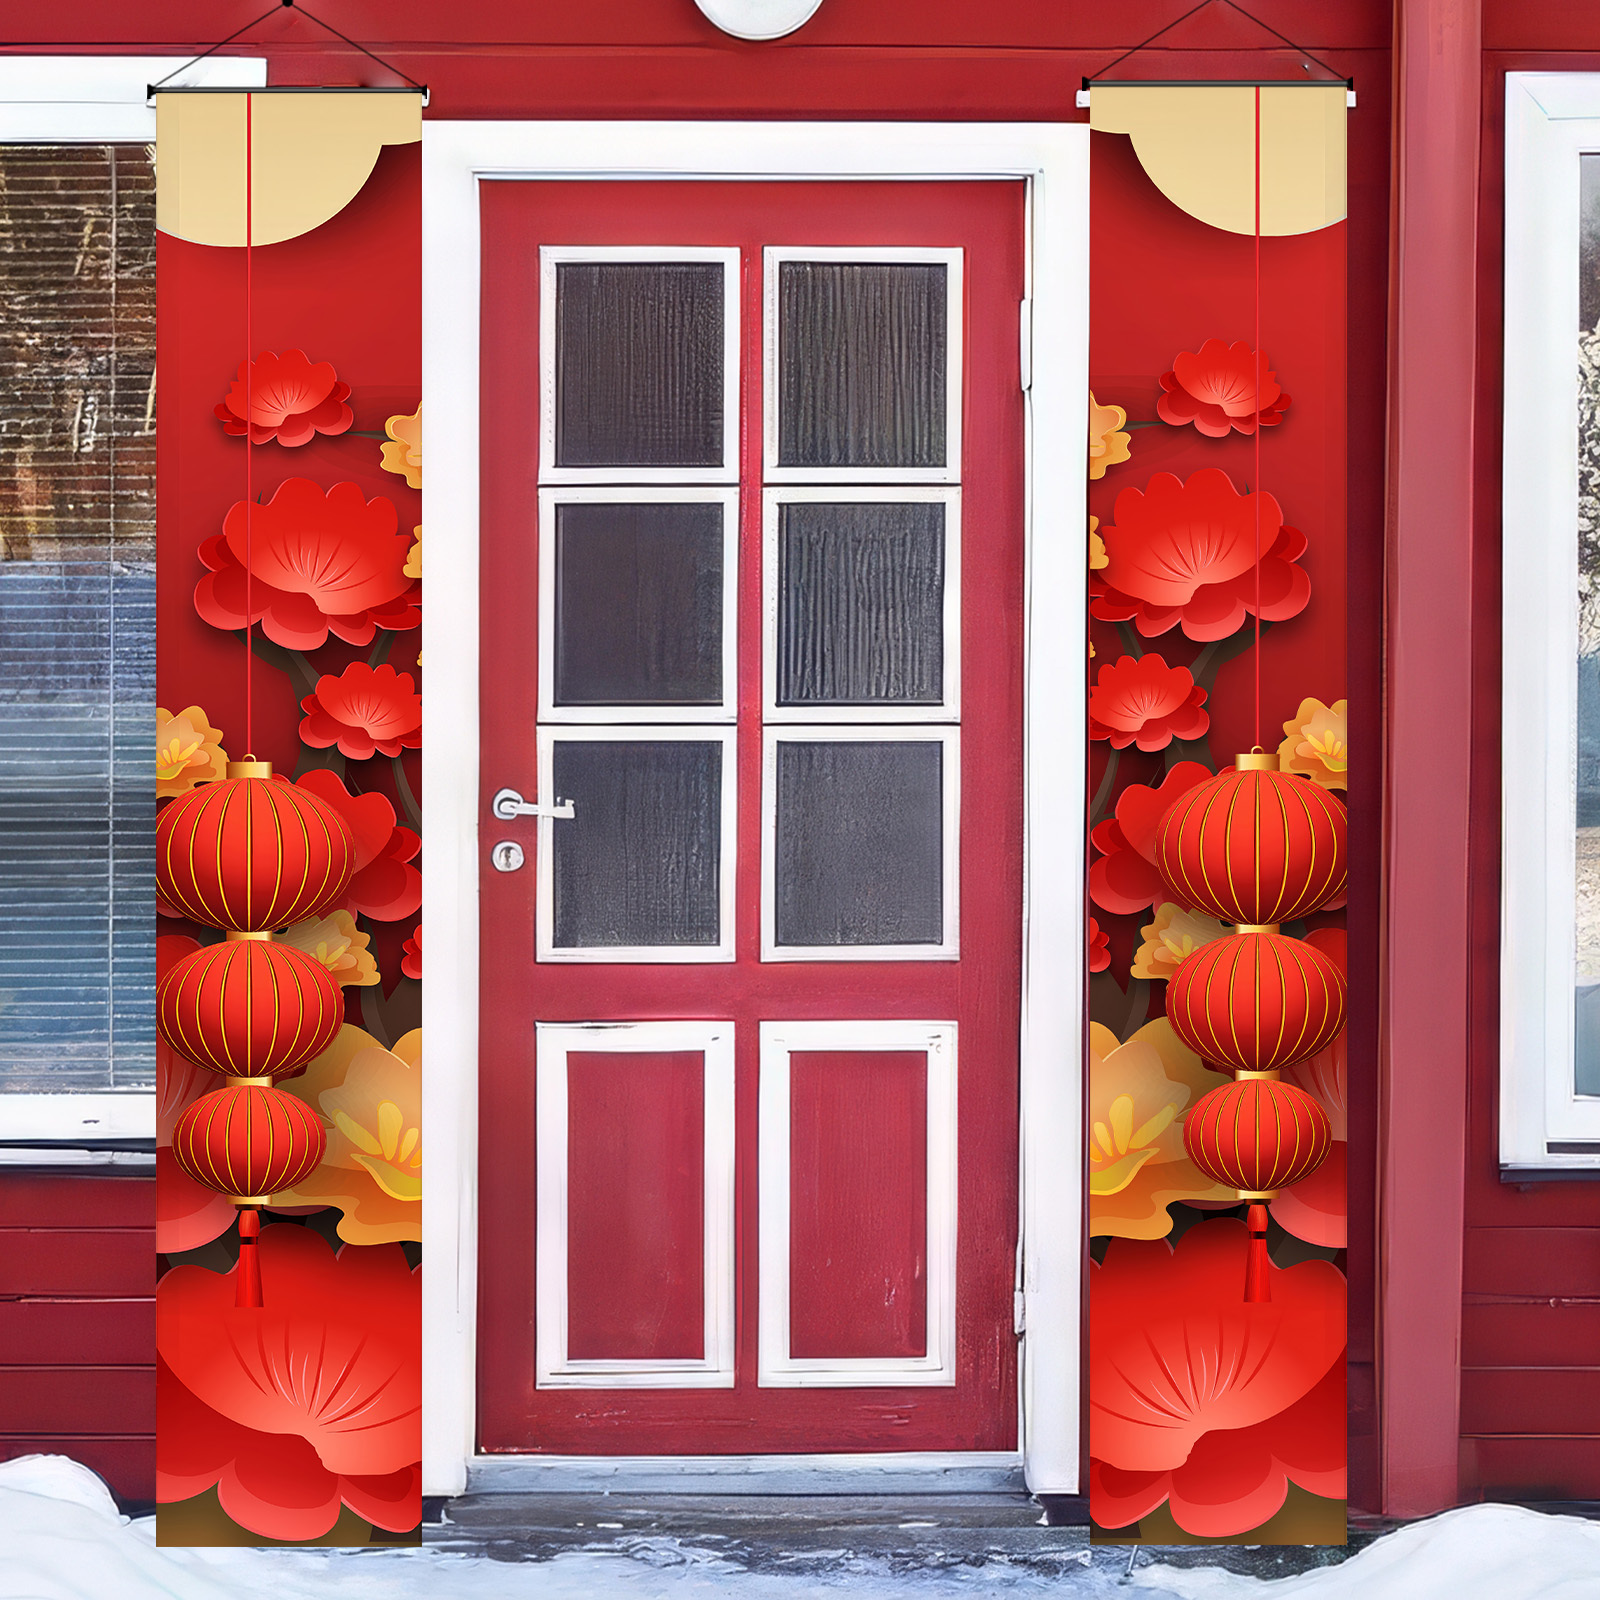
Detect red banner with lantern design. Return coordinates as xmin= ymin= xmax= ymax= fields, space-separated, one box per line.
xmin=1086 ymin=83 xmax=1350 ymax=1546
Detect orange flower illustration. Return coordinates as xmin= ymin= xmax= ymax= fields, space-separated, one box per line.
xmin=1090 ymin=1017 xmax=1233 ymax=1238
xmin=1278 ymin=696 xmax=1348 ymax=790
xmin=280 ymin=910 xmax=380 ymax=988
xmin=380 ymin=407 xmax=421 ymax=488
xmin=1089 ymin=514 xmax=1108 ymax=571
xmin=1089 ymin=393 xmax=1132 ymax=479
xmin=403 ymin=526 xmax=421 ymax=580
xmin=156 ymin=706 xmax=227 ymax=798
xmin=1130 ymin=902 xmax=1230 ymax=982
xmin=272 ymin=1025 xmax=420 ymax=1244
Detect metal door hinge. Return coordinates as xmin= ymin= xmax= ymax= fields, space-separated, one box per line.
xmin=491 ymin=786 xmax=574 ymax=821
xmin=1013 ymin=1288 xmax=1026 ymax=1336
xmin=1019 ymin=298 xmax=1033 ymax=393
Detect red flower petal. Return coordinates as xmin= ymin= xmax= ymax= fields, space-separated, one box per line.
xmin=217 ymin=350 xmax=355 ymax=448
xmin=300 ymin=663 xmax=422 ymax=762
xmin=158 ymin=1224 xmax=421 ymax=1479
xmin=1089 ymin=1219 xmax=1346 ymax=1472
xmin=196 ymin=480 xmax=419 ymax=652
xmin=1092 ymin=471 xmax=1309 ymax=641
xmin=1088 ymin=764 xmax=1213 ymax=915
xmin=1158 ymin=340 xmax=1290 ymax=438
xmin=1088 ymin=655 xmax=1210 ymax=753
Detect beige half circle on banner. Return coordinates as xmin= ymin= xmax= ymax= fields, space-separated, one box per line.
xmin=156 ymin=92 xmax=421 ymax=247
xmin=1090 ymin=84 xmax=1347 ymax=236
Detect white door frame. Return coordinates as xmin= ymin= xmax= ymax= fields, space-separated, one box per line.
xmin=421 ymin=119 xmax=1088 ymax=1498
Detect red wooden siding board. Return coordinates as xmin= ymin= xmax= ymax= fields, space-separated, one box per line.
xmin=565 ymin=1050 xmax=706 ymax=1362
xmin=1459 ymin=1367 xmax=1600 ymax=1437
xmin=0 ymin=1437 xmax=152 ymax=1503
xmin=789 ymin=1050 xmax=927 ymax=1362
xmin=1463 ymin=1301 xmax=1600 ymax=1369
xmin=1461 ymin=1436 xmax=1600 ymax=1501
xmin=1464 ymin=1229 xmax=1600 ymax=1301
xmin=0 ymin=1176 xmax=153 ymax=1231
xmin=0 ymin=1368 xmax=153 ymax=1435
xmin=0 ymin=1 xmax=1397 ymax=52
xmin=0 ymin=1300 xmax=153 ymax=1367
xmin=0 ymin=1230 xmax=153 ymax=1299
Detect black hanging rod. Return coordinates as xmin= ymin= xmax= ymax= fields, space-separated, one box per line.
xmin=1080 ymin=77 xmax=1354 ymax=90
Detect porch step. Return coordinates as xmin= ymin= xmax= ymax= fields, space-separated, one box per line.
xmin=428 ymin=1491 xmax=1084 ymax=1569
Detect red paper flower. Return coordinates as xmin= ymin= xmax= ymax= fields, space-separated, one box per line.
xmin=1089 ymin=654 xmax=1209 ymax=752
xmin=1273 ymin=927 xmax=1349 ymax=1248
xmin=300 ymin=663 xmax=422 ymax=761
xmin=401 ymin=924 xmax=422 ymax=980
xmin=1089 ymin=761 xmax=1213 ymax=915
xmin=156 ymin=934 xmax=234 ymax=1253
xmin=1092 ymin=469 xmax=1311 ymax=642
xmin=214 ymin=349 xmax=354 ymax=447
xmin=1090 ymin=1361 xmax=1346 ymax=1536
xmin=296 ymin=768 xmax=421 ymax=923
xmin=1090 ymin=1219 xmax=1346 ymax=1474
xmin=1157 ymin=339 xmax=1291 ymax=437
xmin=1088 ymin=917 xmax=1110 ymax=974
xmin=157 ymin=1224 xmax=420 ymax=1539
xmin=194 ymin=479 xmax=421 ymax=652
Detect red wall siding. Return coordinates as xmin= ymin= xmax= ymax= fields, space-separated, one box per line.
xmin=0 ymin=1175 xmax=153 ymax=1504
xmin=0 ymin=0 xmax=1392 ymax=1506
xmin=1458 ymin=5 xmax=1600 ymax=1500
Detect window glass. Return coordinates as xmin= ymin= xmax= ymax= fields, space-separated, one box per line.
xmin=776 ymin=499 xmax=945 ymax=706
xmin=773 ymin=738 xmax=944 ymax=947
xmin=555 ymin=261 xmax=726 ymax=469
xmin=0 ymin=145 xmax=153 ymax=1092
xmin=776 ymin=261 xmax=947 ymax=469
xmin=554 ymin=500 xmax=725 ymax=706
xmin=551 ymin=738 xmax=724 ymax=948
xmin=1578 ymin=153 xmax=1600 ymax=1097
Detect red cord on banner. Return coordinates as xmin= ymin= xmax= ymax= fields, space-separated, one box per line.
xmin=1253 ymin=85 xmax=1262 ymax=754
xmin=244 ymin=93 xmax=254 ymax=756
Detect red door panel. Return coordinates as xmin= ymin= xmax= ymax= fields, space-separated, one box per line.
xmin=479 ymin=178 xmax=1026 ymax=1454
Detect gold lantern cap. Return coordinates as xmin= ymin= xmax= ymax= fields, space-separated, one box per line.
xmin=226 ymin=757 xmax=273 ymax=779
xmin=1235 ymin=750 xmax=1277 ymax=771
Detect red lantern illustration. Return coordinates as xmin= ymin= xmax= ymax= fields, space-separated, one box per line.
xmin=157 ymin=759 xmax=355 ymax=931
xmin=1165 ymin=928 xmax=1346 ymax=1075
xmin=156 ymin=935 xmax=343 ymax=1080
xmin=1183 ymin=1073 xmax=1335 ymax=1306
xmin=171 ymin=1080 xmax=329 ymax=1308
xmin=1154 ymin=752 xmax=1347 ymax=925
xmin=171 ymin=1080 xmax=327 ymax=1202
xmin=1182 ymin=1074 xmax=1334 ymax=1197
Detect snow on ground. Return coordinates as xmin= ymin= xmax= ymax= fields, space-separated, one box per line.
xmin=1 ymin=1456 xmax=1597 ymax=1600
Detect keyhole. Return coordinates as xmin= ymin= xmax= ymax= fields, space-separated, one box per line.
xmin=492 ymin=840 xmax=525 ymax=873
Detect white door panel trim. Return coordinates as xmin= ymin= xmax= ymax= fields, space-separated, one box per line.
xmin=534 ymin=1020 xmax=737 ymax=1389
xmin=757 ymin=1019 xmax=958 ymax=1386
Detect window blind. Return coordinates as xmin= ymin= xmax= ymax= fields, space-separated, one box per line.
xmin=0 ymin=145 xmax=155 ymax=1093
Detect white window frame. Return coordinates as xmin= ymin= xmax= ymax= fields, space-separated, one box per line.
xmin=539 ymin=244 xmax=741 ymax=485
xmin=424 ymin=119 xmax=1087 ymax=1499
xmin=762 ymin=486 xmax=961 ymax=724
xmin=756 ymin=1019 xmax=957 ymax=1387
xmin=0 ymin=55 xmax=263 ymax=1146
xmin=538 ymin=486 xmax=740 ymax=725
xmin=761 ymin=724 xmax=960 ymax=962
xmin=763 ymin=245 xmax=964 ymax=485
xmin=535 ymin=1020 xmax=737 ymax=1389
xmin=535 ymin=723 xmax=738 ymax=964
xmin=1503 ymin=73 xmax=1600 ymax=1169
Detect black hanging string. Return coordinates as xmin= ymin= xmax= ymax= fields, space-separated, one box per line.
xmin=1084 ymin=0 xmax=1350 ymax=89
xmin=149 ymin=0 xmax=426 ymax=97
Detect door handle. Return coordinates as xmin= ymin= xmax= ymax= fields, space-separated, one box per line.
xmin=491 ymin=786 xmax=574 ymax=822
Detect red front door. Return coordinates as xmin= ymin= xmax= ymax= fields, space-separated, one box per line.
xmin=477 ymin=179 xmax=1026 ymax=1454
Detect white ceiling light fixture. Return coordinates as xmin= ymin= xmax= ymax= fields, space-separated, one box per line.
xmin=692 ymin=0 xmax=825 ymax=41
